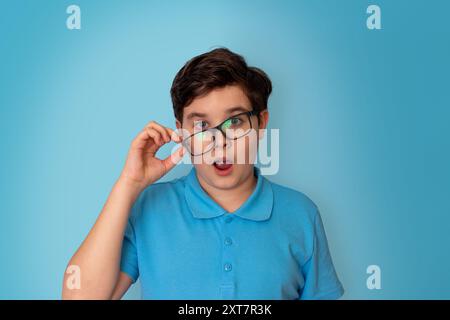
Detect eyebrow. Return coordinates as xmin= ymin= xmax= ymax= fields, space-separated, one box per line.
xmin=186 ymin=112 xmax=208 ymax=120
xmin=226 ymin=106 xmax=251 ymax=115
xmin=185 ymin=105 xmax=250 ymax=121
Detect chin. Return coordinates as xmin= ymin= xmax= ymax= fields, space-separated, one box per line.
xmin=208 ymin=165 xmax=239 ymax=190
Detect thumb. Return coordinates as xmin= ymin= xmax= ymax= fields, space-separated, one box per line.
xmin=162 ymin=145 xmax=185 ymax=172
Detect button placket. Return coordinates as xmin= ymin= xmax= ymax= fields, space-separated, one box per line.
xmin=220 ymin=213 xmax=236 ymax=299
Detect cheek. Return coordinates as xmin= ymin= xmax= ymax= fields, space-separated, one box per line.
xmin=232 ymin=135 xmax=258 ymax=164
xmin=193 ymin=164 xmax=213 ymax=181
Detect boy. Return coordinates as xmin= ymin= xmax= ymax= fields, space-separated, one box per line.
xmin=62 ymin=48 xmax=344 ymax=300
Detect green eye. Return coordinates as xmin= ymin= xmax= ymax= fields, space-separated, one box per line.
xmin=231 ymin=118 xmax=241 ymax=125
xmin=222 ymin=117 xmax=241 ymax=130
xmin=222 ymin=119 xmax=232 ymax=129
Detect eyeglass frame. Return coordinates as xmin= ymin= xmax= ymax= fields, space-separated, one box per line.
xmin=181 ymin=110 xmax=260 ymax=156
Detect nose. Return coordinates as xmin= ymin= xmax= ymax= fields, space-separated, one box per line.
xmin=213 ymin=129 xmax=228 ymax=149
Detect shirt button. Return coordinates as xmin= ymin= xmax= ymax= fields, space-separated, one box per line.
xmin=225 ymin=216 xmax=233 ymax=223
xmin=224 ymin=237 xmax=233 ymax=246
xmin=224 ymin=263 xmax=232 ymax=272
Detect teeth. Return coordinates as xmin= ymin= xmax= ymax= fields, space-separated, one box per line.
xmin=214 ymin=159 xmax=231 ymax=165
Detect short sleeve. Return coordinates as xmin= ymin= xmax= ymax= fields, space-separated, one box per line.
xmin=119 ymin=194 xmax=143 ymax=283
xmin=299 ymin=207 xmax=344 ymax=300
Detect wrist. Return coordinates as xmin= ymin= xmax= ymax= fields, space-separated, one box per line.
xmin=116 ymin=175 xmax=145 ymax=201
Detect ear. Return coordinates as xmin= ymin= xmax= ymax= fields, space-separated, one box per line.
xmin=258 ymin=110 xmax=269 ymax=129
xmin=257 ymin=110 xmax=269 ymax=140
xmin=175 ymin=119 xmax=182 ymax=129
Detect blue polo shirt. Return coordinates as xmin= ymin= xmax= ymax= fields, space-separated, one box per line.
xmin=120 ymin=166 xmax=344 ymax=300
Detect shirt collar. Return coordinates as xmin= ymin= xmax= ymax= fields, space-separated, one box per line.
xmin=184 ymin=166 xmax=273 ymax=221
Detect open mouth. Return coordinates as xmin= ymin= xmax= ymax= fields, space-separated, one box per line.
xmin=213 ymin=158 xmax=233 ymax=175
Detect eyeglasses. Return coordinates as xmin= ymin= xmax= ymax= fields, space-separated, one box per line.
xmin=182 ymin=110 xmax=258 ymax=156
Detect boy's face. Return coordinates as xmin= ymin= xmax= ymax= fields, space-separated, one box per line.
xmin=176 ymin=85 xmax=268 ymax=191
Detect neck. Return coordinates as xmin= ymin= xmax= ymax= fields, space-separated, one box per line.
xmin=197 ymin=167 xmax=257 ymax=213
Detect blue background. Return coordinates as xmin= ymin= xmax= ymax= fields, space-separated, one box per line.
xmin=0 ymin=0 xmax=449 ymax=299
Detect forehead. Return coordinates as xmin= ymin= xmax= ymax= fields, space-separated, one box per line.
xmin=183 ymin=85 xmax=251 ymax=121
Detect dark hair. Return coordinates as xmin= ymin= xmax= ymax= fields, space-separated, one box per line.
xmin=170 ymin=47 xmax=272 ymax=122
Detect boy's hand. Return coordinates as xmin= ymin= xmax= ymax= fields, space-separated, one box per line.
xmin=119 ymin=121 xmax=185 ymax=192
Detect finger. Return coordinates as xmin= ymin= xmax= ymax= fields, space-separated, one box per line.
xmin=148 ymin=122 xmax=171 ymax=143
xmin=131 ymin=128 xmax=154 ymax=150
xmin=150 ymin=122 xmax=182 ymax=143
xmin=164 ymin=127 xmax=182 ymax=142
xmin=145 ymin=127 xmax=165 ymax=146
xmin=168 ymin=129 xmax=181 ymax=143
xmin=157 ymin=125 xmax=181 ymax=143
xmin=132 ymin=127 xmax=162 ymax=151
xmin=162 ymin=145 xmax=185 ymax=172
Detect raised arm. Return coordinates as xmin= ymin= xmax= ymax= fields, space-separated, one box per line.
xmin=62 ymin=121 xmax=184 ymax=299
